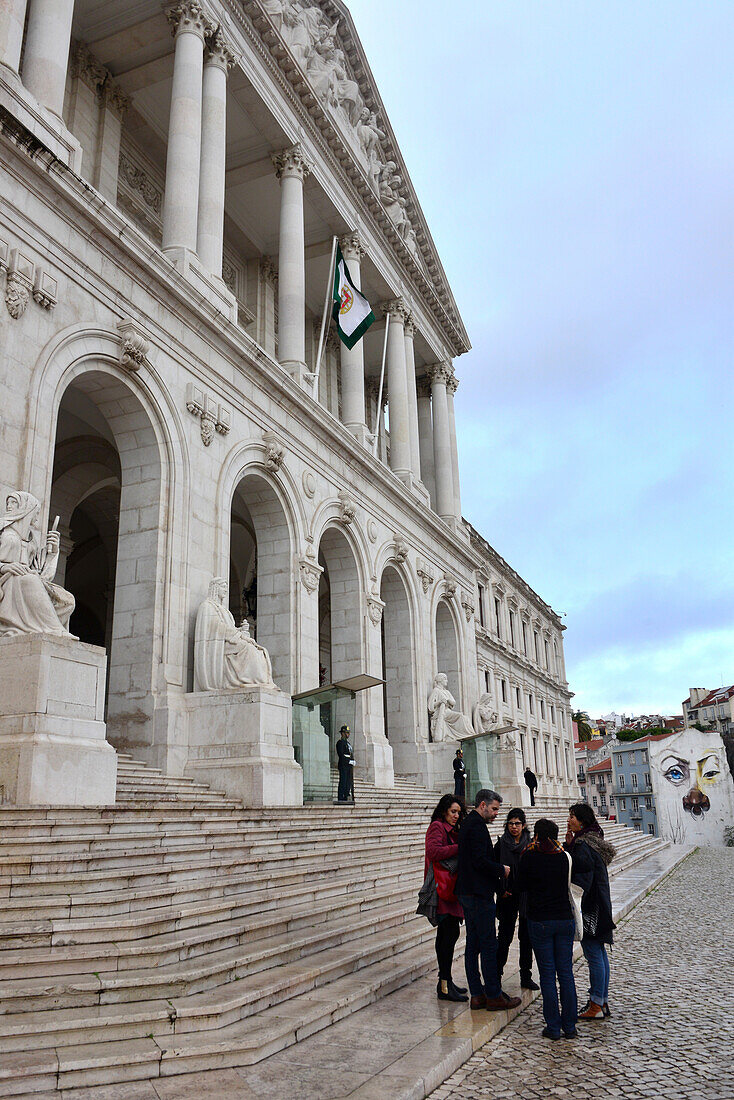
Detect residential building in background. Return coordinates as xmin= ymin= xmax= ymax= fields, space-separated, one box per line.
xmin=683 ymin=687 xmax=734 ymax=736
xmin=611 ymin=734 xmax=673 ymax=835
xmin=586 ymin=757 xmax=614 ymax=818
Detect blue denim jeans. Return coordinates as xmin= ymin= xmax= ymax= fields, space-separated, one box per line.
xmin=457 ymin=895 xmax=501 ymax=998
xmin=527 ymin=918 xmax=578 ymax=1036
xmin=582 ymin=937 xmax=610 ymax=1005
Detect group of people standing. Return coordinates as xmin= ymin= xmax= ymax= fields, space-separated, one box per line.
xmin=421 ymin=789 xmax=616 ymax=1039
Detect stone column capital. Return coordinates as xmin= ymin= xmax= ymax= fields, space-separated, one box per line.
xmin=416 ymin=375 xmax=432 ymax=400
xmin=403 ymin=312 xmax=416 ymax=339
xmin=338 ymin=231 xmax=366 ymax=261
xmin=272 ymin=143 xmax=312 ymax=182
xmin=381 ymin=297 xmax=410 ymax=325
xmin=205 ymin=26 xmax=237 ymax=71
xmin=426 ymin=361 xmax=453 ymax=387
xmin=446 ymin=370 xmax=459 ymax=394
xmin=166 ymin=2 xmax=211 ymax=40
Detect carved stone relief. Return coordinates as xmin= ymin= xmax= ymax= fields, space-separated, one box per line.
xmin=338 ymin=490 xmax=356 ymax=525
xmin=2 ymin=246 xmax=56 ymax=319
xmin=416 ymin=557 xmax=435 ymax=595
xmin=117 ymin=319 xmax=150 ymax=372
xmin=185 ymin=382 xmax=231 ymax=446
xmin=262 ymin=431 xmax=285 ymax=471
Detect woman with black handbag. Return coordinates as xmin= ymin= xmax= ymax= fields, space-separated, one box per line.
xmin=565 ymin=802 xmax=616 ymax=1020
xmin=424 ymin=794 xmax=468 ymax=1002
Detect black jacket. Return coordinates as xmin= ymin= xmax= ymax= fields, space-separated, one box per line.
xmin=523 ymin=769 xmax=538 ymax=790
xmin=515 ymin=847 xmax=573 ymax=922
xmin=566 ymin=833 xmax=616 ymax=943
xmin=336 ymin=738 xmax=353 ymax=770
xmin=493 ymin=828 xmax=531 ymax=897
xmin=453 ymin=757 xmax=466 ymax=778
xmin=456 ymin=810 xmax=506 ymax=899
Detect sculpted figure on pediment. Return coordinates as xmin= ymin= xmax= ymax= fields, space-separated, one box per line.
xmin=264 ymin=0 xmax=325 ymax=68
xmin=307 ymin=26 xmax=364 ymax=125
xmin=379 ymin=161 xmax=414 ymax=243
xmin=356 ymin=108 xmax=386 ymax=190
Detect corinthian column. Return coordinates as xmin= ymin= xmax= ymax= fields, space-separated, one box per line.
xmin=446 ymin=369 xmax=462 ymax=519
xmin=427 ymin=361 xmax=454 ymax=520
xmin=272 ymin=144 xmax=312 ymax=385
xmin=22 ymin=0 xmax=75 ymax=117
xmin=403 ymin=313 xmax=421 ymax=481
xmin=339 ymin=232 xmax=369 ymax=444
xmin=197 ymin=29 xmax=235 ymax=276
xmin=0 ymin=0 xmax=27 ymax=74
xmin=416 ymin=377 xmax=435 ymax=508
xmin=162 ymin=2 xmax=208 ymax=254
xmin=382 ymin=298 xmax=412 ymax=480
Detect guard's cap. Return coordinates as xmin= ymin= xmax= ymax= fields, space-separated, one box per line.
xmin=340 ymin=725 xmax=350 ymax=733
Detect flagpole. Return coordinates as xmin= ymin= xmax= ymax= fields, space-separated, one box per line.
xmin=312 ymin=235 xmax=338 ymax=388
xmin=373 ymin=311 xmax=390 ymax=456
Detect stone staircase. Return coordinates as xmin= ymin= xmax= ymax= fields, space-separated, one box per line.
xmin=0 ymin=755 xmax=671 ymax=1095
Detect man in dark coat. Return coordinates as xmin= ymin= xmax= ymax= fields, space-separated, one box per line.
xmin=524 ymin=767 xmax=538 ymax=806
xmin=456 ymin=788 xmax=522 ymax=1011
xmin=336 ymin=726 xmax=354 ymax=801
xmin=453 ymin=749 xmax=467 ymax=799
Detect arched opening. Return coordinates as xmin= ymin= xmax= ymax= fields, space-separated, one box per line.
xmin=49 ymin=370 xmax=163 ymax=755
xmin=316 ymin=525 xmax=363 ymax=758
xmin=229 ymin=473 xmax=294 ymax=692
xmin=380 ymin=565 xmax=418 ymax=773
xmin=435 ymin=598 xmax=461 ymax=717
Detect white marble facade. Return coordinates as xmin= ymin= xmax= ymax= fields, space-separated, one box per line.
xmin=0 ymin=0 xmax=577 ymax=805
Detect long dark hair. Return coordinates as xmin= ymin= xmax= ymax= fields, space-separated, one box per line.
xmin=569 ymin=802 xmax=603 ymax=834
xmin=431 ymin=794 xmax=466 ymax=823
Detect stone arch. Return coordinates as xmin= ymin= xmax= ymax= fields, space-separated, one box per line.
xmin=435 ymin=597 xmax=462 ymax=714
xmin=229 ymin=470 xmax=297 ymax=692
xmin=379 ymin=563 xmax=420 ymax=773
xmin=316 ymin=522 xmax=366 ymax=684
xmin=30 ymin=324 xmax=189 ymax=768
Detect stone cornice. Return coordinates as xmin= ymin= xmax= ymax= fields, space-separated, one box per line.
xmin=0 ymin=122 xmax=481 ymax=577
xmin=465 ymin=518 xmax=564 ymax=627
xmin=224 ymin=0 xmax=470 ymax=357
xmin=474 ymin=629 xmax=572 ymax=698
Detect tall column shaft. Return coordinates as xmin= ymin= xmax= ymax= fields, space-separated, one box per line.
xmin=197 ymin=33 xmax=233 ymax=276
xmin=382 ymin=298 xmax=412 ymax=477
xmin=428 ymin=362 xmax=454 ymax=519
xmin=403 ymin=316 xmax=421 ymax=480
xmin=416 ymin=378 xmax=436 ymax=507
xmin=162 ymin=5 xmax=208 ymax=254
xmin=446 ymin=372 xmax=462 ymax=519
xmin=339 ymin=232 xmax=367 ymax=438
xmin=22 ymin=0 xmax=75 ymax=116
xmin=272 ymin=145 xmax=311 ymax=376
xmin=0 ymin=0 xmax=28 ymax=74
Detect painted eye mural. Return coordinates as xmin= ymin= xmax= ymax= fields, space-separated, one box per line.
xmin=661 ymin=757 xmax=689 ymax=786
xmin=649 ymin=729 xmax=734 ymax=847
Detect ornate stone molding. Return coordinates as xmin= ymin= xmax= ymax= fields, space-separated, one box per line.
xmin=366 ymin=589 xmax=385 ymax=627
xmin=302 ymin=470 xmax=316 ymax=499
xmin=338 ymin=490 xmax=356 ymax=525
xmin=185 ymin=383 xmax=231 ymax=446
xmin=366 ymin=518 xmax=378 ymax=543
xmin=167 ymin=2 xmax=211 ymax=39
xmin=117 ymin=319 xmax=150 ymax=371
xmin=338 ymin=231 xmax=366 ymax=261
xmin=443 ymin=573 xmax=458 ymax=600
xmin=32 ymin=270 xmax=57 ymax=311
xmin=260 ymin=255 xmax=278 ymax=288
xmin=403 ymin=313 xmax=416 ymax=340
xmin=392 ymin=536 xmax=408 ymax=564
xmin=272 ymin=143 xmax=312 ymax=182
xmin=426 ymin=361 xmax=453 ymax=387
xmin=381 ymin=296 xmax=410 ymax=325
xmin=415 ymin=376 xmax=432 ymax=400
xmin=71 ymin=42 xmax=108 ymax=95
xmin=118 ymin=149 xmax=163 ymax=217
xmin=262 ymin=431 xmax=285 ymax=472
xmin=4 ymin=249 xmax=33 ymax=319
xmin=299 ymin=545 xmax=323 ymax=593
xmin=461 ymin=589 xmax=476 ymax=623
xmin=446 ymin=370 xmax=459 ymax=395
xmin=416 ymin=557 xmax=435 ymax=595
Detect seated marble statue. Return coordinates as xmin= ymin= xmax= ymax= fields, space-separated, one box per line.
xmin=472 ymin=693 xmax=517 ymax=749
xmin=194 ymin=577 xmax=276 ymax=692
xmin=0 ymin=491 xmax=75 ymax=637
xmin=427 ymin=673 xmax=474 ymax=743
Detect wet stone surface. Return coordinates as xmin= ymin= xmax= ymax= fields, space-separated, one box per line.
xmin=429 ymin=847 xmax=734 ymax=1100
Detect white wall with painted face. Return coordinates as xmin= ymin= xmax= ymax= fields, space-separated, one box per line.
xmin=649 ymin=729 xmax=734 ymax=847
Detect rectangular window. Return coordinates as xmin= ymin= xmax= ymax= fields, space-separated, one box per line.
xmin=520 ymin=731 xmax=527 ymax=764
xmin=509 ymin=609 xmax=516 ymax=647
xmin=632 ymin=773 xmax=638 ymax=790
xmin=620 ymin=798 xmax=626 ymax=810
xmin=528 ymin=693 xmax=534 ymax=714
xmin=553 ymin=641 xmax=559 ymax=676
xmin=629 ymin=752 xmax=636 ymax=764
xmin=554 ymin=744 xmax=560 ymax=775
xmin=534 ymin=631 xmax=540 ymax=663
xmin=533 ymin=738 xmax=539 ymax=770
xmin=632 ymin=797 xmax=639 ymax=811
xmin=610 ymin=795 xmax=615 ymax=805
xmin=501 ymin=679 xmax=507 ymax=704
xmin=516 ymin=686 xmax=521 ymax=707
xmin=544 ymin=741 xmax=551 ymax=773
xmin=540 ymin=699 xmax=546 ymax=720
xmin=592 ymin=796 xmax=598 ymax=807
xmin=591 ymin=775 xmax=596 ymax=787
xmin=645 ymin=797 xmax=652 ymax=810
xmin=544 ymin=639 xmax=550 ymax=668
xmin=484 ymin=670 xmax=491 ymax=693
xmin=494 ymin=598 xmax=502 ymax=638
xmin=619 ymin=775 xmax=625 ymax=790
xmin=550 ymin=704 xmax=555 ymax=723
xmin=477 ymin=583 xmax=485 ymax=627
xmin=644 ymin=772 xmax=650 ymax=788
xmin=647 ymin=824 xmax=655 ymax=835
xmin=615 ymin=754 xmax=622 ymax=767
xmin=522 ymin=621 xmax=528 ymax=655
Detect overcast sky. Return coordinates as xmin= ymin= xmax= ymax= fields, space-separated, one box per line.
xmin=347 ymin=0 xmax=734 ymax=717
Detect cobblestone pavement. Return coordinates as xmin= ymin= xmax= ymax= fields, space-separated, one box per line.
xmin=430 ymin=848 xmax=734 ymax=1100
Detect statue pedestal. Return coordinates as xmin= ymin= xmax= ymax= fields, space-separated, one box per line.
xmin=416 ymin=742 xmax=458 ymax=794
xmin=0 ymin=634 xmax=117 ymax=806
xmin=491 ymin=745 xmax=529 ymax=808
xmin=183 ymin=687 xmax=303 ymax=807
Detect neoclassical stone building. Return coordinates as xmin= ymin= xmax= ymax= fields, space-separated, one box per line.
xmin=0 ymin=0 xmax=576 ymax=804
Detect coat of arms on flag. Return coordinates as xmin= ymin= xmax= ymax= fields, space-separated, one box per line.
xmin=331 ymin=244 xmax=375 ymax=349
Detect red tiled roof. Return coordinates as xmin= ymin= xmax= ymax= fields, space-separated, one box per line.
xmin=575 ymin=738 xmax=606 ymax=753
xmin=693 ymin=686 xmax=734 ymax=709
xmin=588 ymin=758 xmax=612 ymax=773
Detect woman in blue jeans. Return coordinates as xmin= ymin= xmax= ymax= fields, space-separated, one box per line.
xmin=515 ymin=818 xmax=578 ymax=1039
xmin=566 ymin=803 xmax=616 ymax=1020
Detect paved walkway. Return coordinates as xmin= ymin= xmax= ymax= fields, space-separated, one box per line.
xmin=430 ymin=847 xmax=734 ymax=1100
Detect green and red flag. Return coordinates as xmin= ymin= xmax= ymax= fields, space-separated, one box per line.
xmin=331 ymin=244 xmax=375 ymax=349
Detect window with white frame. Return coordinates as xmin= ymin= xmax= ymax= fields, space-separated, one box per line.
xmin=644 ymin=772 xmax=650 ymax=788
xmin=540 ymin=698 xmax=545 ymax=720
xmin=619 ymin=775 xmax=625 ymax=790
xmin=522 ymin=620 xmax=528 ymax=655
xmin=528 ymin=693 xmax=534 ymax=714
xmin=509 ymin=609 xmax=516 ymax=647
xmin=484 ymin=669 xmax=491 ymax=693
xmin=494 ymin=598 xmax=502 ymax=639
xmin=550 ymin=703 xmax=555 ymax=723
xmin=632 ymin=773 xmax=638 ymax=790
xmin=647 ymin=824 xmax=655 ymax=835
xmin=516 ymin=685 xmax=521 ymax=708
xmin=477 ymin=583 xmax=486 ymax=627
xmin=615 ymin=754 xmax=622 ymax=767
xmin=501 ymin=679 xmax=508 ymax=704
xmin=592 ymin=796 xmax=598 ymax=807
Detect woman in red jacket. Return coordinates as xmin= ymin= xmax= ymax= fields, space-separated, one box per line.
xmin=425 ymin=794 xmax=468 ymax=1002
